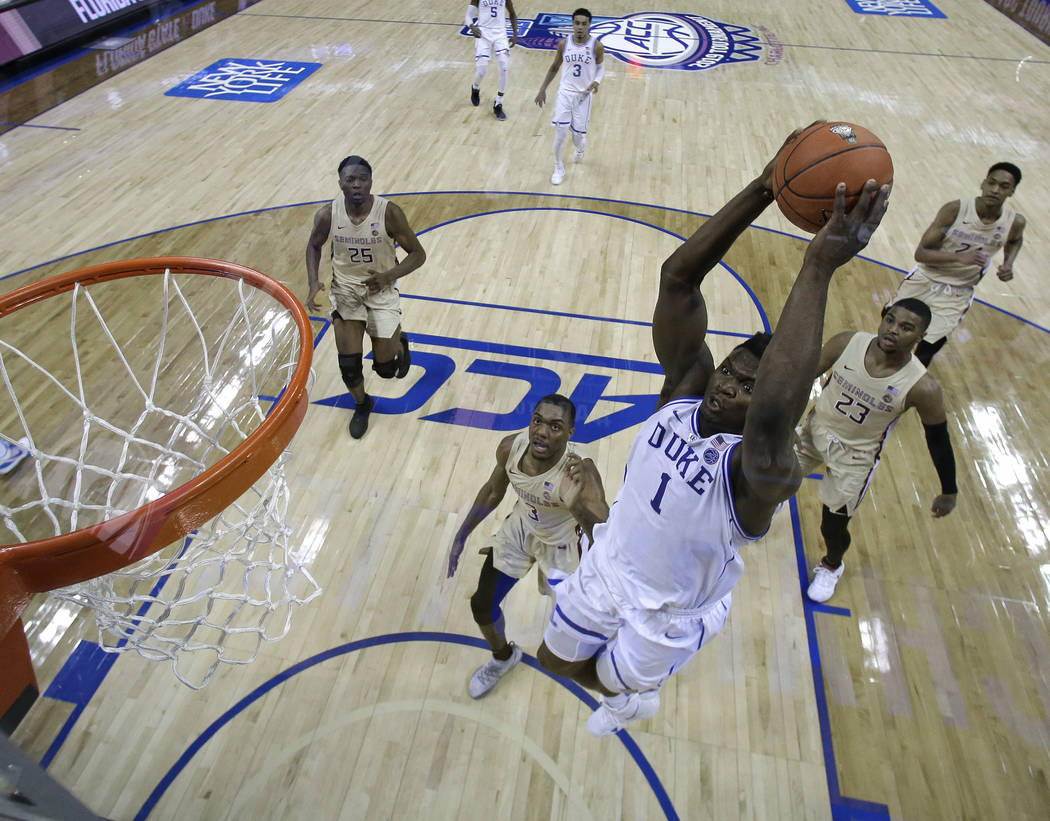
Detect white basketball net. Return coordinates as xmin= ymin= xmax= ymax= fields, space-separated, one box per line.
xmin=0 ymin=268 xmax=320 ymax=688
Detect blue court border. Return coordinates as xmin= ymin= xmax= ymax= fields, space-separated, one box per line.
xmin=15 ymin=193 xmax=1049 ymax=819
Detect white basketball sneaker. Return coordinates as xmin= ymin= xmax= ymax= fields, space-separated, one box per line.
xmin=807 ymin=561 xmax=845 ymax=603
xmin=550 ymin=163 xmax=565 ymax=185
xmin=586 ymin=689 xmax=660 ymax=737
xmin=468 ymin=643 xmax=523 ymax=698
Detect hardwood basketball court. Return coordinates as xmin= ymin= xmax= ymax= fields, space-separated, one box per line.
xmin=2 ymin=2 xmax=1048 ymax=819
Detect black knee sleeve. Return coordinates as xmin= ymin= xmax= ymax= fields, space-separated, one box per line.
xmin=372 ymin=357 xmax=398 ymax=379
xmin=470 ymin=586 xmax=495 ymax=625
xmin=338 ymin=353 xmax=363 ymax=391
xmin=820 ymin=505 xmax=852 ymax=556
xmin=470 ymin=553 xmax=511 ymax=626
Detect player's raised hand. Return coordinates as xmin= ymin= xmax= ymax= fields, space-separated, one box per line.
xmin=805 ymin=179 xmax=891 ymax=271
xmin=558 ymin=453 xmax=584 ymax=507
xmin=559 ymin=454 xmax=609 ymax=539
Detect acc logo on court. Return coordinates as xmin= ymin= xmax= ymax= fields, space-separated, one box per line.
xmin=465 ymin=12 xmax=763 ymax=71
xmin=308 ymin=329 xmax=662 ymax=443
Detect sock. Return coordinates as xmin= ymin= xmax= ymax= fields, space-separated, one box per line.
xmin=553 ymin=126 xmax=568 ymax=167
xmin=495 ymin=93 xmax=504 ymax=105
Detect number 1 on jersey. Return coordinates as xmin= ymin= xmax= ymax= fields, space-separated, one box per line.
xmin=650 ymin=472 xmax=671 ymax=514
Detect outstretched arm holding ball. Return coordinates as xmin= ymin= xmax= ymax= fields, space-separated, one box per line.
xmin=734 ymin=180 xmax=891 ymax=531
xmin=652 ymin=126 xmax=807 ymax=407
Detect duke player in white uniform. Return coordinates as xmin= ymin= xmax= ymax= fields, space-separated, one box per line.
xmin=466 ymin=0 xmax=518 ymax=120
xmin=534 ymin=8 xmax=605 ymax=185
xmin=306 ymin=156 xmax=426 ymax=439
xmin=536 ymin=127 xmax=892 ymax=736
xmin=797 ymin=298 xmax=958 ymax=603
xmin=892 ymin=162 xmax=1026 ymax=366
xmin=447 ymin=395 xmax=609 ymax=698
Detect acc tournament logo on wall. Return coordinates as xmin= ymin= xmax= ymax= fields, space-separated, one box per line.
xmin=463 ymin=11 xmax=763 ymax=71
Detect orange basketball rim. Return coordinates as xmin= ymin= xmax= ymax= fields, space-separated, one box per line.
xmin=0 ymin=257 xmax=312 ymax=646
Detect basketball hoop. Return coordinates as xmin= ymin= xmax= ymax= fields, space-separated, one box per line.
xmin=0 ymin=257 xmax=319 ymax=689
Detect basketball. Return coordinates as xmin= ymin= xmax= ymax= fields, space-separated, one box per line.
xmin=772 ymin=121 xmax=893 ymax=233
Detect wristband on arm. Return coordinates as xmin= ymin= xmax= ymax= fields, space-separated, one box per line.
xmin=466 ymin=5 xmax=478 ymax=26
xmin=923 ymin=421 xmax=958 ymax=495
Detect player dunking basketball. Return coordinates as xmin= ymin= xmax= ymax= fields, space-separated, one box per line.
xmin=306 ymin=156 xmax=427 ymax=439
xmin=536 ymin=129 xmax=891 ymax=736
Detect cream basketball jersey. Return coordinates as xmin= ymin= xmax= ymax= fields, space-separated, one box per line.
xmin=560 ymin=35 xmax=598 ymax=95
xmin=476 ymin=0 xmax=509 ymax=37
xmin=916 ymin=197 xmax=1016 ymax=288
xmin=593 ymin=397 xmax=767 ymax=612
xmin=504 ymin=431 xmax=585 ymax=546
xmin=808 ymin=333 xmax=926 ymax=457
xmin=330 ymin=195 xmax=397 ymax=287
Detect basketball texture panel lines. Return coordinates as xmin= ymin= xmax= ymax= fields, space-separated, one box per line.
xmin=772 ymin=122 xmax=893 ymax=233
xmin=780 ymin=146 xmax=894 ymax=199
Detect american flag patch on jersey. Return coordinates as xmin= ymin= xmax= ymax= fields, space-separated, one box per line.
xmin=711 ymin=435 xmax=731 ymax=452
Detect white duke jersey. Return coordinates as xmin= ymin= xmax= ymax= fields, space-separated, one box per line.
xmin=560 ymin=35 xmax=598 ymax=94
xmin=476 ymin=0 xmax=510 ymax=36
xmin=593 ymin=398 xmax=768 ymax=612
xmin=505 ymin=431 xmax=585 ymax=546
xmin=917 ymin=196 xmax=1016 ymax=288
xmin=808 ymin=333 xmax=926 ymax=458
xmin=330 ymin=195 xmax=397 ymax=288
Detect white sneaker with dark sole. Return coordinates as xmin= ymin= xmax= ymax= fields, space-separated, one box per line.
xmin=468 ymin=642 xmax=523 ymax=698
